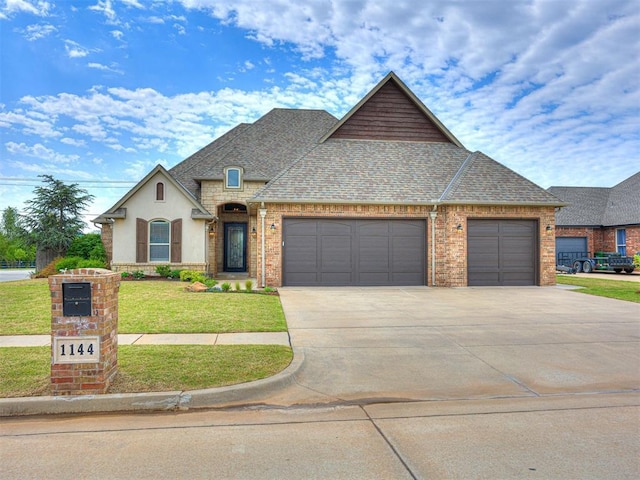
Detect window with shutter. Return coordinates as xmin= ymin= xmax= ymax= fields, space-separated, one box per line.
xmin=171 ymin=219 xmax=182 ymax=262
xmin=136 ymin=218 xmax=148 ymax=263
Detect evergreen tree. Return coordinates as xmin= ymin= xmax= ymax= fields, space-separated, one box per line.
xmin=22 ymin=175 xmax=94 ymax=269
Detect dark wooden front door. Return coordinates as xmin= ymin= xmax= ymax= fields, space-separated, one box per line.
xmin=224 ymin=223 xmax=247 ymax=272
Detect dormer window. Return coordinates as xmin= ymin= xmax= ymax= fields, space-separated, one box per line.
xmin=155 ymin=182 xmax=165 ymax=201
xmin=225 ymin=167 xmax=242 ymax=189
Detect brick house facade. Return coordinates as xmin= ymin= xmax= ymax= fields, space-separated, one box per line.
xmin=95 ymin=72 xmax=562 ymax=287
xmin=549 ymin=172 xmax=640 ymax=263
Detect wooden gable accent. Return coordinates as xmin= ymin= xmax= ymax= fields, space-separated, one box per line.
xmin=322 ymin=72 xmax=463 ymax=147
xmin=330 ymin=80 xmax=451 ymax=142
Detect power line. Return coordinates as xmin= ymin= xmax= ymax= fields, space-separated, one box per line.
xmin=0 ymin=177 xmax=137 ymax=184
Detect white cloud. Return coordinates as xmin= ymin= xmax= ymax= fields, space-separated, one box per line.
xmin=88 ymin=0 xmax=116 ymax=23
xmin=1 ymin=0 xmax=51 ymax=17
xmin=64 ymin=40 xmax=96 ymax=58
xmin=5 ymin=141 xmax=79 ymax=164
xmin=60 ymin=137 xmax=86 ymax=147
xmin=22 ymin=23 xmax=56 ymax=41
xmin=110 ymin=29 xmax=124 ymax=40
xmin=88 ymin=62 xmax=124 ymax=74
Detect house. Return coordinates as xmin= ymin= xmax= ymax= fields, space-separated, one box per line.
xmin=548 ymin=172 xmax=640 ymax=264
xmin=94 ymin=72 xmax=562 ymax=287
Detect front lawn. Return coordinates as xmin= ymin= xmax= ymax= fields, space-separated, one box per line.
xmin=556 ymin=275 xmax=640 ymax=303
xmin=0 ymin=278 xmax=291 ymax=398
xmin=1 ymin=279 xmax=286 ymax=335
xmin=0 ymin=345 xmax=293 ymax=398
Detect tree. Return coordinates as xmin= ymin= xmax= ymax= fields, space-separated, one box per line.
xmin=22 ymin=175 xmax=94 ymax=270
xmin=1 ymin=206 xmax=24 ymax=240
xmin=0 ymin=207 xmax=34 ymax=266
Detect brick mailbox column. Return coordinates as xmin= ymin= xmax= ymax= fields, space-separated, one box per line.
xmin=49 ymin=268 xmax=120 ymax=395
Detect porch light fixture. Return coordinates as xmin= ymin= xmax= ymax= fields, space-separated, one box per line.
xmin=270 ymin=223 xmax=276 ymax=230
xmin=456 ymin=224 xmax=463 ymax=231
xmin=252 ymin=227 xmax=256 ymax=234
xmin=546 ymin=225 xmax=552 ymax=231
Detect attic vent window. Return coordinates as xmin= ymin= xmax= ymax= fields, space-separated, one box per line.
xmin=223 ymin=203 xmax=247 ymax=213
xmin=225 ymin=167 xmax=242 ymax=189
xmin=155 ymin=182 xmax=165 ymax=201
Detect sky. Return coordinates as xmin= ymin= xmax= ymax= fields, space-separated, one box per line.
xmin=1 ymin=0 xmax=638 ymax=230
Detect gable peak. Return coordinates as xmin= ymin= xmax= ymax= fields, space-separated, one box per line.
xmin=321 ymin=72 xmax=463 ymax=147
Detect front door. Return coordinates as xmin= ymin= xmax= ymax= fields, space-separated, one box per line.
xmin=224 ymin=223 xmax=247 ymax=272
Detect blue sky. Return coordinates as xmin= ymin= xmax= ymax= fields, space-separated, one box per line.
xmin=1 ymin=0 xmax=638 ymax=229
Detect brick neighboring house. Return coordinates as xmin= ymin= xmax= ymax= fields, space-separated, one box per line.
xmin=548 ymin=172 xmax=640 ymax=265
xmin=94 ymin=72 xmax=562 ymax=287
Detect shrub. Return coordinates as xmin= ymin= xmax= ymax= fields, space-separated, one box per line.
xmin=66 ymin=233 xmax=106 ymax=261
xmin=170 ymin=269 xmax=183 ymax=279
xmin=221 ymin=282 xmax=232 ymax=292
xmin=132 ymin=270 xmax=145 ymax=279
xmin=235 ymin=281 xmax=241 ymax=291
xmin=33 ymin=257 xmax=64 ymax=278
xmin=245 ymin=280 xmax=253 ymax=292
xmin=77 ymin=259 xmax=106 ymax=269
xmin=204 ymin=278 xmax=218 ymax=288
xmin=121 ymin=272 xmax=132 ymax=279
xmin=179 ymin=270 xmax=208 ymax=283
xmin=264 ymin=286 xmax=275 ymax=293
xmin=55 ymin=256 xmax=83 ymax=271
xmin=155 ymin=265 xmax=172 ymax=277
xmin=634 ymin=254 xmax=640 ymax=267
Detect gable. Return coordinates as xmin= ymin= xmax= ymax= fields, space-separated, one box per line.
xmin=93 ymin=164 xmax=213 ymax=223
xmin=323 ymin=72 xmax=462 ymax=146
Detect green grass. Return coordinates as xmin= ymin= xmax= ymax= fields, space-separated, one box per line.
xmin=556 ymin=275 xmax=640 ymax=303
xmin=0 ymin=278 xmax=291 ymax=398
xmin=0 ymin=279 xmax=286 ymax=335
xmin=0 ymin=345 xmax=293 ymax=398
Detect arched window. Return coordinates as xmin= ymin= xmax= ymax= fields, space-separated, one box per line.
xmin=149 ymin=220 xmax=170 ymax=261
xmin=225 ymin=167 xmax=242 ymax=189
xmin=155 ymin=182 xmax=165 ymax=201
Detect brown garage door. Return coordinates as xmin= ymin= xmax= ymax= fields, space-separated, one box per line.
xmin=467 ymin=219 xmax=538 ymax=286
xmin=283 ymin=219 xmax=425 ymax=286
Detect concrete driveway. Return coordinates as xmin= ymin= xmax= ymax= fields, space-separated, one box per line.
xmin=273 ymin=286 xmax=640 ymax=405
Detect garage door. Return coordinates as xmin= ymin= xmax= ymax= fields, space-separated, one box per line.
xmin=556 ymin=237 xmax=587 ymax=266
xmin=467 ymin=219 xmax=538 ymax=286
xmin=283 ymin=219 xmax=425 ymax=286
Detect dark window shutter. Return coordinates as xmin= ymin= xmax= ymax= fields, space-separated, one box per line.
xmin=136 ymin=218 xmax=148 ymax=263
xmin=171 ymin=218 xmax=182 ymax=263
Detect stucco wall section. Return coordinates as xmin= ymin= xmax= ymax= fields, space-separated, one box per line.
xmin=111 ymin=171 xmax=208 ymax=268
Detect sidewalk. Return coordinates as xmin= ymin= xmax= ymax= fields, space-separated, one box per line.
xmin=0 ymin=332 xmax=291 ymax=347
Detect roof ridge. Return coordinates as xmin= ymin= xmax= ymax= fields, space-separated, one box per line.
xmin=439 ymin=151 xmax=477 ymax=202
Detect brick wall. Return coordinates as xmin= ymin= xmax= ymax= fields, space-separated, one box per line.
xmin=100 ymin=223 xmax=113 ymax=266
xmin=258 ymin=203 xmax=556 ymax=287
xmin=556 ymin=225 xmax=640 ymax=256
xmin=49 ymin=269 xmax=120 ymax=395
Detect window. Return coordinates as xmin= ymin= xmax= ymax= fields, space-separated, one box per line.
xmin=225 ymin=167 xmax=242 ymax=189
xmin=149 ymin=220 xmax=170 ymax=261
xmin=155 ymin=182 xmax=165 ymax=201
xmin=616 ymin=229 xmax=626 ymax=256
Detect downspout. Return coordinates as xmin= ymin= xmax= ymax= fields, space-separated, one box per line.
xmin=259 ymin=205 xmax=267 ymax=287
xmin=429 ymin=206 xmax=438 ymax=287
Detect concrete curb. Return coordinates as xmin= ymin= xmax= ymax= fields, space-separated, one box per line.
xmin=0 ymin=348 xmax=304 ymax=417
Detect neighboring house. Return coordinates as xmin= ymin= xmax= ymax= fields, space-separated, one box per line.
xmin=94 ymin=72 xmax=562 ymax=287
xmin=548 ymin=172 xmax=640 ymax=264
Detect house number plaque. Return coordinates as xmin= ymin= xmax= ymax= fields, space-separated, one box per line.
xmin=53 ymin=336 xmax=100 ymax=364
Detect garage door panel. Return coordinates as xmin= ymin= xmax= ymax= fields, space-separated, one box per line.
xmin=556 ymin=237 xmax=587 ymax=265
xmin=468 ymin=219 xmax=537 ymax=286
xmin=284 ymin=219 xmax=425 ymax=286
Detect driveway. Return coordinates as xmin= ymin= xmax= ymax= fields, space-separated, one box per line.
xmin=272 ymin=286 xmax=640 ymax=405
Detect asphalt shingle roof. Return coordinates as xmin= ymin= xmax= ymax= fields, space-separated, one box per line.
xmin=252 ymin=140 xmax=560 ymax=205
xmin=548 ymin=172 xmax=640 ymax=226
xmin=169 ymin=109 xmax=338 ymax=196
